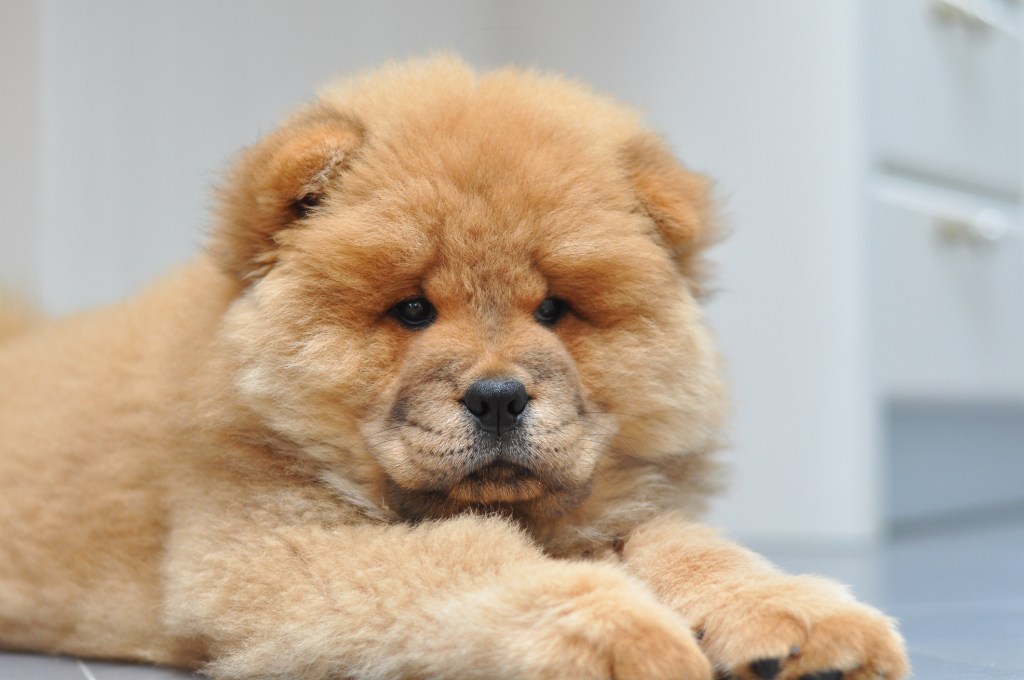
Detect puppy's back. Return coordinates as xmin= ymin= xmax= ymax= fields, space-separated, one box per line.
xmin=0 ymin=293 xmax=38 ymax=344
xmin=0 ymin=257 xmax=234 ymax=662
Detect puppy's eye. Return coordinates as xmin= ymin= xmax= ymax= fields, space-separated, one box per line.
xmin=391 ymin=297 xmax=436 ymax=329
xmin=534 ymin=297 xmax=567 ymax=327
xmin=292 ymin=193 xmax=321 ymax=218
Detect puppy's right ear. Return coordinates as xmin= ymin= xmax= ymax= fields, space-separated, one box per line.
xmin=211 ymin=108 xmax=364 ymax=281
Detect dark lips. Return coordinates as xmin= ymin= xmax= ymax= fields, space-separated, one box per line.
xmin=449 ymin=461 xmax=545 ymax=504
xmin=464 ymin=461 xmax=534 ymax=484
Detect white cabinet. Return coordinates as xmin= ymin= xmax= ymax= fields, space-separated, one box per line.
xmin=866 ymin=0 xmax=1024 ymax=402
xmin=867 ymin=0 xmax=1023 ymax=196
xmin=869 ymin=185 xmax=1024 ymax=400
xmin=865 ymin=0 xmax=1024 ymax=532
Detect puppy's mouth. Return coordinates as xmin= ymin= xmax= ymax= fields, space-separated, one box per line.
xmin=380 ymin=453 xmax=593 ymax=522
xmin=446 ymin=461 xmax=546 ymax=504
xmin=466 ymin=460 xmax=531 ymax=483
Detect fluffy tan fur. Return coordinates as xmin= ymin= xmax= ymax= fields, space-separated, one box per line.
xmin=0 ymin=56 xmax=907 ymax=679
xmin=0 ymin=293 xmax=37 ymax=344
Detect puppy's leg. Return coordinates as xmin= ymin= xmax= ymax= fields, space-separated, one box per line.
xmin=164 ymin=513 xmax=711 ymax=680
xmin=622 ymin=515 xmax=909 ymax=680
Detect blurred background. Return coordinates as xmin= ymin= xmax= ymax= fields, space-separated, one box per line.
xmin=2 ymin=0 xmax=1022 ymax=548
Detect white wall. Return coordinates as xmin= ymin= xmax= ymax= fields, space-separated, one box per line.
xmin=34 ymin=0 xmax=509 ymax=314
xmin=3 ymin=0 xmax=878 ymax=543
xmin=0 ymin=0 xmax=40 ymax=298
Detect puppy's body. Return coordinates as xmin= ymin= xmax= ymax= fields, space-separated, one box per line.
xmin=0 ymin=295 xmax=36 ymax=343
xmin=0 ymin=261 xmax=227 ymax=661
xmin=0 ymin=58 xmax=908 ymax=679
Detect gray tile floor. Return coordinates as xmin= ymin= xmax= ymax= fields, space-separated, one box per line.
xmin=2 ymin=520 xmax=1022 ymax=679
xmin=758 ymin=520 xmax=1024 ymax=679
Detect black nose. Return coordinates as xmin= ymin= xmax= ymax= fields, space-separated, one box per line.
xmin=462 ymin=378 xmax=529 ymax=436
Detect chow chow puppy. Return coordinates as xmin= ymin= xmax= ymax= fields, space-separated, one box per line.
xmin=0 ymin=56 xmax=908 ymax=680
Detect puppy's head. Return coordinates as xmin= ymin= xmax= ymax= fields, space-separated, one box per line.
xmin=212 ymin=57 xmax=726 ymax=521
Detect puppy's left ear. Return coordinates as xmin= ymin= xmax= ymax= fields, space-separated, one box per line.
xmin=624 ymin=133 xmax=718 ymax=296
xmin=211 ymin=107 xmax=364 ymax=282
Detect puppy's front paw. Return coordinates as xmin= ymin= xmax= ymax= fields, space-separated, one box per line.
xmin=695 ymin=575 xmax=908 ymax=680
xmin=497 ymin=563 xmax=712 ymax=680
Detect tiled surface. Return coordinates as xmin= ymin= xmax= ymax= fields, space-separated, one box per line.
xmin=0 ymin=656 xmax=196 ymax=679
xmin=3 ymin=521 xmax=1022 ymax=679
xmin=0 ymin=654 xmax=86 ymax=680
xmin=759 ymin=520 xmax=1024 ymax=678
xmin=80 ymin=661 xmax=200 ymax=679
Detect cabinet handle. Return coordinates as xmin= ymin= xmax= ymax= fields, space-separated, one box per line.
xmin=934 ymin=209 xmax=1010 ymax=245
xmin=931 ymin=0 xmax=1018 ymax=38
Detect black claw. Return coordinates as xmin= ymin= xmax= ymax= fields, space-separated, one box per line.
xmin=750 ymin=658 xmax=782 ymax=679
xmin=798 ymin=672 xmax=843 ymax=680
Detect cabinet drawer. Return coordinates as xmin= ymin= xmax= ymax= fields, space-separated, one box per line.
xmin=869 ymin=185 xmax=1024 ymax=399
xmin=867 ymin=0 xmax=1022 ymax=195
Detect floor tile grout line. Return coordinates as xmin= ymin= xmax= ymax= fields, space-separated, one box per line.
xmin=77 ymin=659 xmax=99 ymax=680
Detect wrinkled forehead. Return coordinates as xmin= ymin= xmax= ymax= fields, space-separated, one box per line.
xmin=286 ymin=96 xmax=677 ymax=312
xmin=340 ymin=165 xmax=668 ymax=303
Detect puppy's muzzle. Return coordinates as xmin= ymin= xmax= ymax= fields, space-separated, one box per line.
xmin=461 ymin=378 xmax=528 ymax=436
